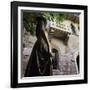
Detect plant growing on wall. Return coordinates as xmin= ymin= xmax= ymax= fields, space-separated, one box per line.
xmin=23 ymin=12 xmax=65 ymax=36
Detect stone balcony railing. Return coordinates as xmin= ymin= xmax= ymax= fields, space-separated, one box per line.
xmin=48 ymin=20 xmax=79 ymax=36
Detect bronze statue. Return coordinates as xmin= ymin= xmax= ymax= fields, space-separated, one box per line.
xmin=24 ymin=16 xmax=52 ymax=77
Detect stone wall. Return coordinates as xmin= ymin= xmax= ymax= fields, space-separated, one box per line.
xmin=50 ymin=34 xmax=79 ymax=75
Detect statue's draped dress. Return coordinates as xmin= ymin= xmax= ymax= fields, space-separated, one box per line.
xmin=24 ymin=17 xmax=52 ymax=77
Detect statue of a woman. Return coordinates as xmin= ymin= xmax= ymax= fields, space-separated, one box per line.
xmin=24 ymin=16 xmax=52 ymax=77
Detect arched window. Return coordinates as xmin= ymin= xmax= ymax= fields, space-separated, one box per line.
xmin=71 ymin=23 xmax=76 ymax=34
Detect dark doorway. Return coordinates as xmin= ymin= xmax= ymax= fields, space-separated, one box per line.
xmin=52 ymin=48 xmax=59 ymax=69
xmin=76 ymin=55 xmax=79 ymax=72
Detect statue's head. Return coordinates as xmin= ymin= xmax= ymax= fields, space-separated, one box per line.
xmin=36 ymin=16 xmax=48 ymax=38
xmin=36 ymin=15 xmax=47 ymax=27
